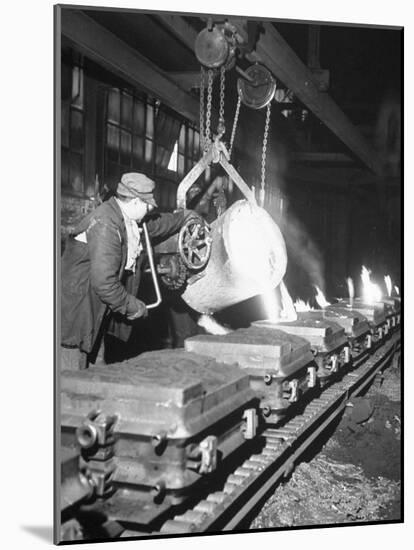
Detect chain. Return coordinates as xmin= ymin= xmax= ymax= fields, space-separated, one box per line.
xmin=199 ymin=67 xmax=205 ymax=153
xmin=204 ymin=69 xmax=214 ymax=150
xmin=260 ymin=102 xmax=272 ymax=207
xmin=229 ymin=94 xmax=241 ymax=159
xmin=217 ymin=65 xmax=226 ymax=138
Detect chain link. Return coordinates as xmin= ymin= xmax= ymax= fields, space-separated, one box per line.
xmin=229 ymin=94 xmax=241 ymax=159
xmin=204 ymin=69 xmax=214 ymax=150
xmin=260 ymin=102 xmax=272 ymax=207
xmin=199 ymin=67 xmax=205 ymax=153
xmin=217 ymin=65 xmax=226 ymax=138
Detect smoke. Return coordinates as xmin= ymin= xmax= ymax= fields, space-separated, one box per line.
xmin=275 ymin=209 xmax=326 ymax=293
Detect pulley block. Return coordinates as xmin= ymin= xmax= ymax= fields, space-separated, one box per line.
xmin=195 ymin=26 xmax=233 ymax=69
xmin=237 ymin=64 xmax=276 ymax=110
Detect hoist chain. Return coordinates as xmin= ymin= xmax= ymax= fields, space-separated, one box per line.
xmin=217 ymin=65 xmax=226 ymax=138
xmin=204 ymin=69 xmax=214 ymax=150
xmin=199 ymin=67 xmax=206 ymax=153
xmin=260 ymin=102 xmax=272 ymax=207
xmin=229 ymin=94 xmax=241 ymax=159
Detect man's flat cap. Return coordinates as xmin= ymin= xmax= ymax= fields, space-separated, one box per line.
xmin=117 ymin=173 xmax=157 ymax=207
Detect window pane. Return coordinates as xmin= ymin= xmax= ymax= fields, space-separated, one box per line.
xmin=133 ymin=101 xmax=145 ymax=135
xmin=61 ymin=148 xmax=69 ymax=191
xmin=105 ymin=161 xmax=121 ymax=188
xmin=133 ymin=135 xmax=144 ymax=166
xmin=178 ymin=154 xmax=185 ymax=176
xmin=120 ymin=130 xmax=132 ymax=167
xmin=145 ymin=139 xmax=153 ymax=163
xmin=107 ymin=89 xmax=120 ymax=124
xmin=187 ymin=128 xmax=193 ymax=155
xmin=146 ymin=103 xmax=154 ymax=137
xmin=169 ymin=185 xmax=177 ymax=209
xmin=72 ymin=66 xmax=84 ymax=109
xmin=70 ymin=109 xmax=84 ymax=152
xmin=61 ymin=103 xmax=70 ymax=148
xmin=178 ymin=125 xmax=186 ymax=153
xmin=194 ymin=131 xmax=200 ymax=157
xmin=121 ymin=92 xmax=133 ymax=130
xmin=106 ymin=125 xmax=119 ymax=163
xmin=69 ymin=152 xmax=83 ymax=194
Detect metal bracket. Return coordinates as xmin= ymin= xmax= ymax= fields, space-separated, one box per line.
xmin=288 ymin=379 xmax=299 ymax=402
xmin=307 ymin=366 xmax=317 ymax=388
xmin=199 ymin=436 xmax=218 ymax=474
xmin=242 ymin=408 xmax=258 ymax=440
xmin=344 ymin=346 xmax=352 ymax=364
xmin=176 ymin=140 xmax=257 ymax=210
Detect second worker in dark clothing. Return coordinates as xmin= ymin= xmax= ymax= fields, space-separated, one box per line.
xmin=61 ymin=172 xmax=196 ymax=369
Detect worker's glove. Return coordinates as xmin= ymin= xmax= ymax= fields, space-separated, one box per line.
xmin=126 ymin=299 xmax=148 ymax=321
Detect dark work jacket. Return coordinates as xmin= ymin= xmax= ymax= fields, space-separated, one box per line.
xmin=61 ymin=197 xmax=186 ymax=353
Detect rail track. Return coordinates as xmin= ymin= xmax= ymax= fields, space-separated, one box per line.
xmin=119 ymin=331 xmax=400 ymax=538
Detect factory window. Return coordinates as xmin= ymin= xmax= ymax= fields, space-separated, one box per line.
xmin=154 ymin=104 xmax=181 ymax=174
xmin=61 ymin=64 xmax=85 ymax=196
xmin=167 ymin=141 xmax=178 ymax=171
xmin=175 ymin=124 xmax=201 ymax=178
xmin=104 ymin=89 xmax=155 ymax=188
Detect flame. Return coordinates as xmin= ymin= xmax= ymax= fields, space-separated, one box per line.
xmin=384 ymin=275 xmax=392 ymax=297
xmin=394 ymin=285 xmax=400 ymax=296
xmin=361 ymin=266 xmax=382 ymax=303
xmin=346 ymin=277 xmax=354 ymax=304
xmin=314 ymin=285 xmax=331 ymax=308
xmin=294 ymin=299 xmax=312 ymax=312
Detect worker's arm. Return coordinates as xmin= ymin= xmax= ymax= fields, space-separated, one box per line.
xmin=87 ymin=220 xmax=146 ymax=318
xmin=145 ymin=209 xmax=203 ymax=240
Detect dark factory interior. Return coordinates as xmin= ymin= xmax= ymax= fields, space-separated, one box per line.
xmin=57 ymin=5 xmax=402 ymax=543
xmin=60 ymin=8 xmax=401 ymax=300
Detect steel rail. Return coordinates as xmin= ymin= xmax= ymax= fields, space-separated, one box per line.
xmin=159 ymin=332 xmax=400 ymax=534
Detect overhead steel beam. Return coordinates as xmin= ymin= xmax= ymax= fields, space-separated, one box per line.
xmin=228 ymin=19 xmax=383 ymax=175
xmin=61 ymin=10 xmax=204 ymax=126
xmin=156 ymin=14 xmax=199 ymax=52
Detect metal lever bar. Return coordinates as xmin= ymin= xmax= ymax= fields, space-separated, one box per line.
xmin=142 ymin=222 xmax=162 ymax=310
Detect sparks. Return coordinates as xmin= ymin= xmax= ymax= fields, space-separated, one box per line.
xmin=384 ymin=275 xmax=392 ymax=297
xmin=361 ymin=266 xmax=382 ymax=303
xmin=394 ymin=285 xmax=400 ymax=296
xmin=314 ymin=285 xmax=331 ymax=308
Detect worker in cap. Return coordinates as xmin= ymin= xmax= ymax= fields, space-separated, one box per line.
xmin=61 ymin=172 xmax=200 ymax=370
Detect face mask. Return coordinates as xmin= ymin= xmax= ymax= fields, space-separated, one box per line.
xmin=121 ymin=198 xmax=149 ymax=222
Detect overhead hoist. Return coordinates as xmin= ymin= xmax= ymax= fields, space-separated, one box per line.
xmin=146 ymin=20 xmax=281 ymax=303
xmin=194 ymin=19 xmax=277 ymax=208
